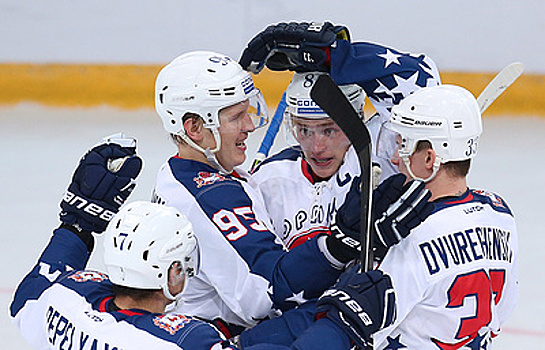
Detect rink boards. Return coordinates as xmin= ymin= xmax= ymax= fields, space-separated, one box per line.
xmin=1 ymin=64 xmax=544 ymax=116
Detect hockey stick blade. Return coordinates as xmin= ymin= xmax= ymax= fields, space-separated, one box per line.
xmin=310 ymin=74 xmax=374 ymax=271
xmin=477 ymin=62 xmax=524 ymax=113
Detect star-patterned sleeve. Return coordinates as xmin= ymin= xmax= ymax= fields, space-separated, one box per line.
xmin=330 ymin=40 xmax=441 ymax=118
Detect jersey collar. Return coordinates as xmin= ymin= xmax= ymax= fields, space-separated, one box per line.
xmin=99 ymin=296 xmax=148 ymax=316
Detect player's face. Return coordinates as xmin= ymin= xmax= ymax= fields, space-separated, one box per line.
xmin=216 ymin=100 xmax=255 ymax=172
xmin=292 ymin=117 xmax=350 ymax=180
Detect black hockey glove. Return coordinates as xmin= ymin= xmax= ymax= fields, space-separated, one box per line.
xmin=373 ymin=174 xmax=434 ymax=252
xmin=326 ymin=174 xmax=434 ymax=263
xmin=239 ymin=21 xmax=350 ymax=74
xmin=326 ymin=177 xmax=362 ymax=263
xmin=60 ymin=133 xmax=142 ymax=234
xmin=316 ymin=266 xmax=396 ymax=349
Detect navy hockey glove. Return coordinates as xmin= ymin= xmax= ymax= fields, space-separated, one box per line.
xmin=239 ymin=21 xmax=350 ymax=74
xmin=316 ymin=266 xmax=396 ymax=348
xmin=60 ymin=133 xmax=142 ymax=234
xmin=373 ymin=174 xmax=434 ymax=250
xmin=326 ymin=177 xmax=362 ymax=263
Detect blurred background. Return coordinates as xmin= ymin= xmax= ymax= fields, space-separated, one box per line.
xmin=1 ymin=1 xmax=544 ymax=349
xmin=1 ymin=0 xmax=544 ymax=114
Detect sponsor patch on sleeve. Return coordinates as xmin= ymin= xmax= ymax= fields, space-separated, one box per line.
xmin=153 ymin=314 xmax=191 ymax=335
xmin=193 ymin=171 xmax=228 ymax=188
xmin=68 ymin=271 xmax=109 ymax=283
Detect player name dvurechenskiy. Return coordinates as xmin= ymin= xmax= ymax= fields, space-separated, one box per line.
xmin=419 ymin=225 xmax=513 ymax=275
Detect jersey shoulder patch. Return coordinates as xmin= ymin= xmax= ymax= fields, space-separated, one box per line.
xmin=58 ymin=270 xmax=115 ymax=308
xmin=152 ymin=313 xmax=193 ymax=335
xmin=433 ymin=189 xmax=513 ymax=216
xmin=471 ymin=189 xmax=513 ymax=215
xmin=168 ymin=157 xmax=241 ymax=192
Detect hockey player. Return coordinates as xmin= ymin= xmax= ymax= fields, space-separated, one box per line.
xmin=251 ymin=72 xmax=434 ymax=255
xmin=250 ymin=72 xmax=362 ymax=249
xmin=371 ymin=84 xmax=519 ymax=349
xmin=239 ymin=21 xmax=441 ymax=181
xmin=151 ymin=50 xmax=426 ymax=330
xmin=10 ymin=135 xmax=396 ymax=350
xmin=241 ymin=21 xmax=439 ymax=256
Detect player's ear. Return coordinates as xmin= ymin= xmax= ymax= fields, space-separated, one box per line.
xmin=424 ymin=148 xmax=436 ymax=170
xmin=183 ymin=116 xmax=205 ymax=141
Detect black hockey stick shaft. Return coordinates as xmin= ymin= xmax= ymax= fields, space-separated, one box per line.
xmin=310 ymin=74 xmax=374 ymax=272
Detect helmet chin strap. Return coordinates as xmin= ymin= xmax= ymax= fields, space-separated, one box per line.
xmin=402 ymin=155 xmax=442 ymax=183
xmin=180 ymin=128 xmax=231 ymax=174
xmin=162 ymin=283 xmax=178 ymax=302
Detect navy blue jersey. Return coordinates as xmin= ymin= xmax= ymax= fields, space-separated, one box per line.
xmin=330 ymin=40 xmax=441 ymax=181
xmin=153 ymin=157 xmax=343 ymax=327
xmin=10 ymin=229 xmax=230 ymax=350
xmin=10 ymin=228 xmax=351 ymax=350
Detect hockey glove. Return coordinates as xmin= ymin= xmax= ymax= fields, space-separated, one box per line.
xmin=326 ymin=177 xmax=362 ymax=263
xmin=373 ymin=174 xmax=434 ymax=249
xmin=239 ymin=21 xmax=350 ymax=74
xmin=317 ymin=266 xmax=396 ymax=348
xmin=60 ymin=133 xmax=142 ymax=234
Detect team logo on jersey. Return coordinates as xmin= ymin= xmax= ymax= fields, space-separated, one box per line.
xmin=193 ymin=171 xmax=227 ymax=188
xmin=474 ymin=189 xmax=506 ymax=209
xmin=68 ymin=271 xmax=109 ymax=283
xmin=153 ymin=314 xmax=191 ymax=335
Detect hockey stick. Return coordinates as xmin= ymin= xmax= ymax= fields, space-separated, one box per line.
xmin=477 ymin=62 xmax=524 ymax=113
xmin=250 ymin=91 xmax=287 ymax=172
xmin=310 ymin=74 xmax=374 ymax=272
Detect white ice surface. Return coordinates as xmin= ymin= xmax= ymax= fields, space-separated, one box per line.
xmin=1 ymin=105 xmax=544 ymax=349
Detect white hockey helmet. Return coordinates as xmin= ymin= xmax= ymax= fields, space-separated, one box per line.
xmin=103 ymin=201 xmax=199 ymax=301
xmin=286 ymin=72 xmax=365 ymax=120
xmin=388 ymin=84 xmax=482 ymax=162
xmin=155 ymin=51 xmax=269 ymax=153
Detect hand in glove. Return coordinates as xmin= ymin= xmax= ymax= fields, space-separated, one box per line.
xmin=326 ymin=174 xmax=435 ymax=264
xmin=239 ymin=21 xmax=350 ymax=74
xmin=59 ymin=133 xmax=142 ymax=235
xmin=317 ymin=266 xmax=396 ymax=348
xmin=373 ymin=174 xmax=434 ymax=249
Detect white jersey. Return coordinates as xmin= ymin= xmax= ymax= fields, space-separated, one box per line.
xmin=374 ymin=189 xmax=518 ymax=350
xmin=152 ymin=157 xmax=343 ymax=328
xmin=251 ymin=146 xmax=360 ymax=248
xmin=11 ymin=228 xmax=351 ymax=350
xmin=252 ymin=42 xmax=443 ymax=245
xmin=10 ymin=229 xmax=231 ymax=350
